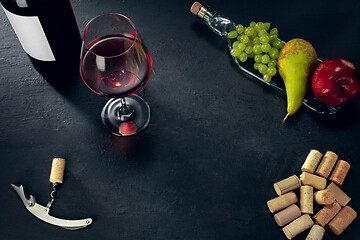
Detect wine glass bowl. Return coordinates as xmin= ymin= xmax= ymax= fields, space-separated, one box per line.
xmin=80 ymin=13 xmax=152 ymax=136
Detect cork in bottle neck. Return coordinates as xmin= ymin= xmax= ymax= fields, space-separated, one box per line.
xmin=190 ymin=1 xmax=208 ymax=18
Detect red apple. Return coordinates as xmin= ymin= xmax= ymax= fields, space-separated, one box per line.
xmin=311 ymin=58 xmax=360 ymax=106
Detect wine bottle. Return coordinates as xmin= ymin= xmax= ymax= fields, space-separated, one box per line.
xmin=0 ymin=0 xmax=81 ymax=80
xmin=190 ymin=1 xmax=339 ymax=116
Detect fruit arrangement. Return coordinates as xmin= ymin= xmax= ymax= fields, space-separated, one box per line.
xmin=228 ymin=21 xmax=360 ymax=121
xmin=190 ymin=2 xmax=360 ymax=119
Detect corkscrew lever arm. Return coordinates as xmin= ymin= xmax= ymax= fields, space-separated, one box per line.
xmin=11 ymin=184 xmax=92 ymax=230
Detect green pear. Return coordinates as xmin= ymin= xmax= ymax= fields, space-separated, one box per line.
xmin=277 ymin=38 xmax=317 ymax=121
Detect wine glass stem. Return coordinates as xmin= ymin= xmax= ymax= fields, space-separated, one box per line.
xmin=117 ymin=97 xmax=133 ymax=121
xmin=120 ymin=98 xmax=129 ymax=115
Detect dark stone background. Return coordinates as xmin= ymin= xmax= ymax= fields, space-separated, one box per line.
xmin=1 ymin=0 xmax=359 ymax=239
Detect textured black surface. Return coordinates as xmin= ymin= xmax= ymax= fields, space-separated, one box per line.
xmin=1 ymin=0 xmax=360 ymax=239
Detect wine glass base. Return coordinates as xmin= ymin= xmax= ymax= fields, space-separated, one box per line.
xmin=101 ymin=95 xmax=150 ymax=136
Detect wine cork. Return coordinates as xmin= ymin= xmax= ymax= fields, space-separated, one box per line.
xmin=326 ymin=182 xmax=351 ymax=206
xmin=305 ymin=224 xmax=325 ymax=240
xmin=329 ymin=160 xmax=350 ymax=187
xmin=190 ymin=1 xmax=202 ymax=14
xmin=49 ymin=158 xmax=66 ymax=184
xmin=274 ymin=204 xmax=301 ymax=227
xmin=274 ymin=175 xmax=301 ymax=195
xmin=313 ymin=201 xmax=341 ymax=227
xmin=328 ymin=206 xmax=357 ymax=235
xmin=267 ymin=191 xmax=298 ymax=213
xmin=314 ymin=190 xmax=335 ymax=205
xmin=301 ymin=150 xmax=323 ymax=173
xmin=282 ymin=214 xmax=314 ymax=239
xmin=300 ymin=172 xmax=327 ymax=190
xmin=315 ymin=151 xmax=338 ymax=178
xmin=300 ymin=186 xmax=313 ymax=214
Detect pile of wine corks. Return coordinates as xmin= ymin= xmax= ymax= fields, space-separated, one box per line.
xmin=267 ymin=150 xmax=357 ymax=239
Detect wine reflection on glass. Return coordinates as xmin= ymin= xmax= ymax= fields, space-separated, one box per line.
xmin=80 ymin=13 xmax=152 ymax=136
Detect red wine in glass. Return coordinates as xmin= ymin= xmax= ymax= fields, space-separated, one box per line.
xmin=81 ymin=34 xmax=152 ymax=98
xmin=80 ymin=13 xmax=152 ymax=136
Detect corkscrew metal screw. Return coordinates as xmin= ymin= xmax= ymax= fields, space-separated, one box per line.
xmin=46 ymin=183 xmax=58 ymax=209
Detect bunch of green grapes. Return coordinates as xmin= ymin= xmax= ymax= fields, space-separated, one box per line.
xmin=227 ymin=21 xmax=284 ymax=83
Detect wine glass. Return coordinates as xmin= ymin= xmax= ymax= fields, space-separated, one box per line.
xmin=80 ymin=13 xmax=152 ymax=136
